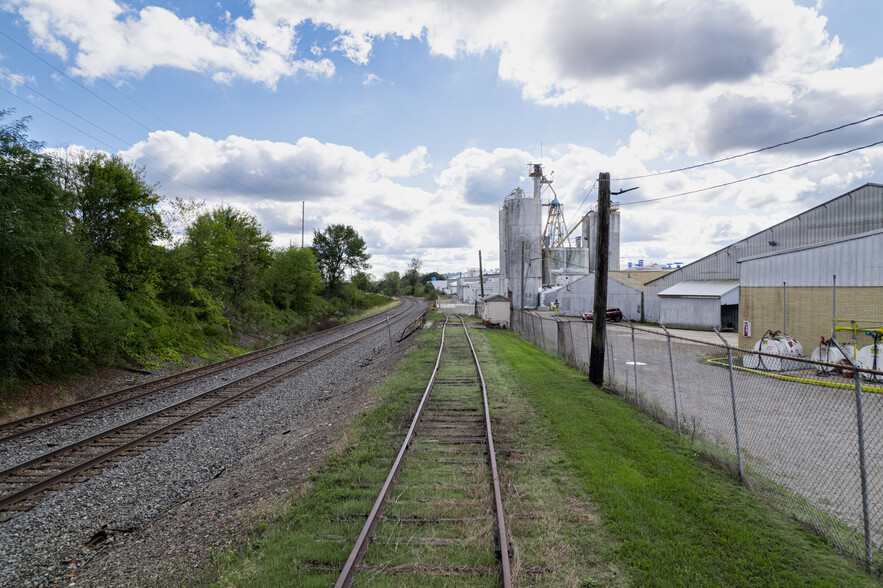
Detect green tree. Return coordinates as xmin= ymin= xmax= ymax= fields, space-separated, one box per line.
xmin=0 ymin=112 xmax=129 ymax=387
xmin=311 ymin=224 xmax=371 ymax=294
xmin=378 ymin=271 xmax=401 ymax=296
xmin=351 ymin=270 xmax=374 ymax=292
xmin=184 ymin=206 xmax=273 ymax=306
xmin=403 ymin=257 xmax=422 ymax=295
xmin=263 ymin=247 xmax=323 ymax=313
xmin=421 ymin=271 xmax=446 ymax=285
xmin=66 ymin=152 xmax=168 ymax=294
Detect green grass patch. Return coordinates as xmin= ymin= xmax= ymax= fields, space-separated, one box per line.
xmin=210 ymin=324 xmax=441 ymax=587
xmin=210 ymin=317 xmax=878 ymax=587
xmin=484 ymin=329 xmax=880 ymax=586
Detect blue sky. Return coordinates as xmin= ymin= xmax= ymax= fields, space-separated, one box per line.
xmin=1 ymin=0 xmax=881 ymax=276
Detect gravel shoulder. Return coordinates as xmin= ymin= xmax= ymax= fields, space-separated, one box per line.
xmin=0 ymin=303 xmax=424 ymax=588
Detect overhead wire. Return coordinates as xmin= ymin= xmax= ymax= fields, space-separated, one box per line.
xmin=618 ymin=139 xmax=883 ymax=206
xmin=564 ymin=180 xmax=597 ymax=236
xmin=0 ymin=85 xmax=237 ymax=201
xmin=618 ymin=112 xmax=883 ymax=181
xmin=0 ymin=27 xmax=269 ymax=199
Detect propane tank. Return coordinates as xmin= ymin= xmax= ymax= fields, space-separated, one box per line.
xmin=856 ymin=344 xmax=883 ymax=383
xmin=742 ymin=330 xmax=803 ymax=371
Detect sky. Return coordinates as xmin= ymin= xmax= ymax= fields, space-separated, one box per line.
xmin=1 ymin=0 xmax=882 ymax=277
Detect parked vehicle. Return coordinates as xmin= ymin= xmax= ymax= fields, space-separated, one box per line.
xmin=582 ymin=308 xmax=623 ymax=322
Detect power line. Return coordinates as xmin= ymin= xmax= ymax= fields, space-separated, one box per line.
xmin=564 ymin=180 xmax=597 ymax=234
xmin=619 ymin=112 xmax=883 ymax=181
xmin=0 ymin=28 xmax=269 ymax=198
xmin=1 ymin=28 xmax=183 ymax=133
xmin=0 ymin=86 xmax=238 ymax=201
xmin=619 ymin=139 xmax=883 ymax=207
xmin=0 ymin=29 xmax=155 ymax=133
xmin=0 ymin=70 xmax=129 ymax=149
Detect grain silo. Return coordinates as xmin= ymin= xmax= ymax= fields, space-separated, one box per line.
xmin=499 ymin=170 xmax=543 ymax=308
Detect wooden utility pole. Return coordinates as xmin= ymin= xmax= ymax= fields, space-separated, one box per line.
xmin=589 ymin=172 xmax=610 ymax=386
xmin=520 ymin=241 xmax=525 ymax=310
xmin=479 ymin=250 xmax=485 ymax=298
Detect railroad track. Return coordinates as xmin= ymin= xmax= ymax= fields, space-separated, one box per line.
xmin=332 ymin=314 xmax=512 ymax=587
xmin=0 ymin=298 xmax=418 ymax=443
xmin=0 ymin=299 xmax=423 ymax=513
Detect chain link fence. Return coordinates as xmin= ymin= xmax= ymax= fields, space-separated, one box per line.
xmin=511 ymin=310 xmax=883 ymax=572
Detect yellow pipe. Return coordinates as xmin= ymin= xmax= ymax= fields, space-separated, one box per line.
xmin=704 ymin=358 xmax=883 ymax=393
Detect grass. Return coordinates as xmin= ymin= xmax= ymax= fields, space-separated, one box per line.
xmin=340 ymin=298 xmax=400 ymax=324
xmin=210 ymin=322 xmax=441 ymax=587
xmin=485 ymin=328 xmax=880 ymax=586
xmin=209 ymin=317 xmax=881 ymax=587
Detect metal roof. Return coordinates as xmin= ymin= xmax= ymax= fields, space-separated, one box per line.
xmin=482 ymin=294 xmax=510 ymax=302
xmin=657 ymin=280 xmax=739 ymax=298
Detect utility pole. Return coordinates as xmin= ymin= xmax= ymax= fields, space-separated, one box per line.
xmin=479 ymin=251 xmax=485 ymax=298
xmin=301 ymin=201 xmax=305 ymax=248
xmin=589 ymin=172 xmax=610 ymax=386
xmin=520 ymin=241 xmax=525 ymax=310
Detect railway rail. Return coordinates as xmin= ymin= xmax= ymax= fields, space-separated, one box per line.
xmin=0 ymin=299 xmax=422 ymax=513
xmin=333 ymin=314 xmax=512 ymax=587
xmin=0 ymin=298 xmax=418 ymax=443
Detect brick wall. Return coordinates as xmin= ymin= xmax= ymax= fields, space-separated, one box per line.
xmin=739 ymin=286 xmax=883 ymax=351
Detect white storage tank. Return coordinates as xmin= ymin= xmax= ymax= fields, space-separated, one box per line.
xmin=743 ymin=331 xmax=803 ymax=371
xmin=856 ymin=344 xmax=883 ymax=382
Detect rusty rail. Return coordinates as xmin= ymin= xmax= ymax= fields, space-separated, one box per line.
xmin=335 ymin=314 xmax=512 ymax=587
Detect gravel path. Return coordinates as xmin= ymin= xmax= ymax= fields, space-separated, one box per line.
xmin=0 ymin=302 xmax=425 ymax=587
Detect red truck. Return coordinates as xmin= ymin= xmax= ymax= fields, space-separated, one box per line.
xmin=582 ymin=308 xmax=624 ymax=322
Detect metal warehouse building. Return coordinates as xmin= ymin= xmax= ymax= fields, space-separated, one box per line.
xmin=738 ymin=228 xmax=883 ymax=350
xmin=644 ymin=183 xmax=883 ymax=330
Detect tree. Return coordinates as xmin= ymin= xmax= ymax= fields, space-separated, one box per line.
xmin=66 ymin=152 xmax=168 ymax=294
xmin=263 ymin=247 xmax=323 ymax=312
xmin=378 ymin=271 xmax=401 ymax=296
xmin=351 ymin=270 xmax=374 ymax=292
xmin=0 ymin=112 xmax=129 ymax=386
xmin=403 ymin=257 xmax=422 ymax=295
xmin=184 ymin=206 xmax=273 ymax=306
xmin=311 ymin=224 xmax=371 ymax=294
xmin=421 ymin=271 xmax=446 ymax=285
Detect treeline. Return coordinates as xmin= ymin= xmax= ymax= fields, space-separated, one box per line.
xmin=0 ymin=112 xmax=386 ymax=393
xmin=354 ymin=258 xmax=444 ymax=298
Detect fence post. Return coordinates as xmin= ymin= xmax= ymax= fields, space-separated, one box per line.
xmin=629 ymin=321 xmax=640 ymax=407
xmin=661 ymin=324 xmax=681 ymax=435
xmin=606 ymin=325 xmax=615 ymax=386
xmin=714 ymin=328 xmax=744 ymax=483
xmin=833 ymin=339 xmax=873 ymax=572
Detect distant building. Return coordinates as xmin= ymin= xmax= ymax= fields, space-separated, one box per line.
xmin=481 ymin=295 xmax=511 ymax=328
xmin=642 ymin=183 xmax=883 ymax=335
xmin=499 ymin=163 xmax=620 ymax=309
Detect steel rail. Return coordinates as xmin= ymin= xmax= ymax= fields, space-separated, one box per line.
xmin=0 ymin=299 xmax=416 ymax=443
xmin=335 ymin=315 xmax=512 ymax=588
xmin=0 ymin=300 xmax=424 ymax=511
xmin=335 ymin=315 xmax=449 ymax=587
xmin=460 ymin=315 xmax=513 ymax=586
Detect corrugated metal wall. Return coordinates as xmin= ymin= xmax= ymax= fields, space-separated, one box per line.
xmin=555 ymin=273 xmax=642 ymax=320
xmin=740 ymin=230 xmax=883 ymax=287
xmin=660 ymin=297 xmax=720 ymax=329
xmin=644 ymin=184 xmax=883 ymax=321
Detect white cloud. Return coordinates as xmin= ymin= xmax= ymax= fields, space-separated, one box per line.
xmin=112 ymin=123 xmax=883 ymax=275
xmin=3 ymin=0 xmax=334 ymax=86
xmin=6 ymin=0 xmax=878 ymax=159
xmin=362 ymin=72 xmax=382 ymax=86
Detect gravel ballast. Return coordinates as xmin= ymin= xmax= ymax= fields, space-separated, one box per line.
xmin=0 ymin=302 xmax=426 ymax=587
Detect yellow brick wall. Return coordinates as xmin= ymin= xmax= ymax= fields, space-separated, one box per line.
xmin=739 ymin=287 xmax=883 ymax=351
